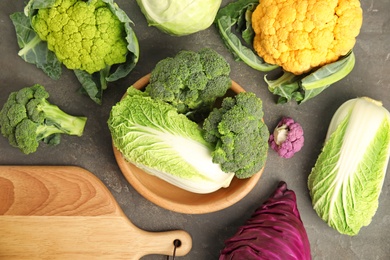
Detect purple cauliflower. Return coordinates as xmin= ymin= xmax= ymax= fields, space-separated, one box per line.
xmin=269 ymin=117 xmax=304 ymax=158
xmin=219 ymin=181 xmax=312 ymax=260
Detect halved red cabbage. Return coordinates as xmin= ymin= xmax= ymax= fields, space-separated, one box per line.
xmin=219 ymin=181 xmax=311 ymax=260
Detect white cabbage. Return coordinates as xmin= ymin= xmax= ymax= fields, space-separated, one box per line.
xmin=136 ymin=0 xmax=222 ymax=36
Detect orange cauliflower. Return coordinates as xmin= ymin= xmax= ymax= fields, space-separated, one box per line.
xmin=252 ymin=0 xmax=363 ymax=75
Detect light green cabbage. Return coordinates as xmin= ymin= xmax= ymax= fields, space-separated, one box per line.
xmin=308 ymin=97 xmax=390 ymax=235
xmin=136 ymin=0 xmax=222 ymax=36
xmin=108 ymin=87 xmax=234 ymax=194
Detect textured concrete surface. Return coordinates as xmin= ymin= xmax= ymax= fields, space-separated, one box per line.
xmin=1 ymin=0 xmax=389 ymax=259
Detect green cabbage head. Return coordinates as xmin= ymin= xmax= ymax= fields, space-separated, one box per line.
xmin=136 ymin=0 xmax=222 ymax=36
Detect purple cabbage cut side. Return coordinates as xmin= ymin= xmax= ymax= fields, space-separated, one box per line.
xmin=219 ymin=181 xmax=311 ymax=260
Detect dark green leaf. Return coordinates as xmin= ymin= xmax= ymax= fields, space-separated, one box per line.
xmin=215 ymin=0 xmax=277 ymax=72
xmin=74 ymin=70 xmax=104 ymax=105
xmin=265 ymin=71 xmax=301 ymax=103
xmin=215 ymin=0 xmax=258 ymax=21
xmin=236 ymin=2 xmax=257 ymax=45
xmin=106 ymin=23 xmax=139 ymax=82
xmin=216 ymin=16 xmax=278 ymax=72
xmin=106 ymin=58 xmax=137 ymax=82
xmin=103 ymin=0 xmax=132 ymax=22
xmin=241 ymin=8 xmax=255 ymax=45
xmin=300 ymin=86 xmax=329 ymax=103
xmin=10 ymin=11 xmax=61 ymax=80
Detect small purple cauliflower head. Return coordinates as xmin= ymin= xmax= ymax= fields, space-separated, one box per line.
xmin=269 ymin=117 xmax=304 ymax=158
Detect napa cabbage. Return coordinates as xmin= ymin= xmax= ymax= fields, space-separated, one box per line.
xmin=308 ymin=97 xmax=390 ymax=235
xmin=108 ymin=87 xmax=234 ymax=194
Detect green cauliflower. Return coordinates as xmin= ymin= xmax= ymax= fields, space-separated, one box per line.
xmin=31 ymin=0 xmax=128 ymax=74
xmin=145 ymin=48 xmax=232 ymax=119
xmin=10 ymin=0 xmax=139 ymax=104
xmin=0 ymin=84 xmax=87 ymax=154
xmin=202 ymin=92 xmax=269 ymax=178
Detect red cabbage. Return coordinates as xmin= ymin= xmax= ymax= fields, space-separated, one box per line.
xmin=219 ymin=181 xmax=311 ymax=260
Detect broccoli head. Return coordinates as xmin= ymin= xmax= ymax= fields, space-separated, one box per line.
xmin=145 ymin=48 xmax=232 ymax=117
xmin=0 ymin=84 xmax=87 ymax=154
xmin=202 ymin=92 xmax=269 ymax=179
xmin=31 ymin=0 xmax=128 ymax=74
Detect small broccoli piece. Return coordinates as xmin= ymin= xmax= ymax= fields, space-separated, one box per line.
xmin=13 ymin=118 xmax=40 ymax=154
xmin=269 ymin=117 xmax=304 ymax=158
xmin=0 ymin=84 xmax=87 ymax=154
xmin=198 ymin=76 xmax=232 ymax=106
xmin=145 ymin=48 xmax=232 ymax=118
xmin=6 ymin=103 xmax=27 ymax=128
xmin=203 ymin=92 xmax=269 ymax=179
xmin=199 ymin=48 xmax=231 ymax=78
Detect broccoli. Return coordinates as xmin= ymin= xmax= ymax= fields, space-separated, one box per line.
xmin=0 ymin=84 xmax=87 ymax=154
xmin=145 ymin=48 xmax=232 ymax=118
xmin=202 ymin=92 xmax=269 ymax=179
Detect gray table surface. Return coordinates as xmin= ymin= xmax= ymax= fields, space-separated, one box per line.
xmin=1 ymin=1 xmax=389 ymax=259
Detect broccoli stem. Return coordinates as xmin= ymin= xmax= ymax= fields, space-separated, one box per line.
xmin=35 ymin=124 xmax=66 ymax=140
xmin=38 ymin=100 xmax=87 ymax=136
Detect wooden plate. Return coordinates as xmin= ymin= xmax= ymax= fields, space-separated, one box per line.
xmin=112 ymin=74 xmax=264 ymax=214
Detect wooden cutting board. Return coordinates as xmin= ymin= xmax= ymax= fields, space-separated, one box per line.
xmin=0 ymin=166 xmax=192 ymax=259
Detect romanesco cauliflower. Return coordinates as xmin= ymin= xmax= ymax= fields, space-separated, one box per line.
xmin=32 ymin=0 xmax=128 ymax=74
xmin=251 ymin=0 xmax=363 ymax=75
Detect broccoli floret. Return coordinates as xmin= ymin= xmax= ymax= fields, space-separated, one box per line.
xmin=0 ymin=84 xmax=87 ymax=154
xmin=31 ymin=0 xmax=128 ymax=74
xmin=202 ymin=92 xmax=269 ymax=179
xmin=198 ymin=76 xmax=232 ymax=106
xmin=198 ymin=48 xmax=231 ymax=78
xmin=145 ymin=48 xmax=232 ymax=119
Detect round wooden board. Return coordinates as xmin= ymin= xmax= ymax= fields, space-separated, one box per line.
xmin=112 ymin=74 xmax=264 ymax=214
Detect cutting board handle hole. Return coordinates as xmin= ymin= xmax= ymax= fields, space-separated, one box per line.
xmin=173 ymin=239 xmax=182 ymax=248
